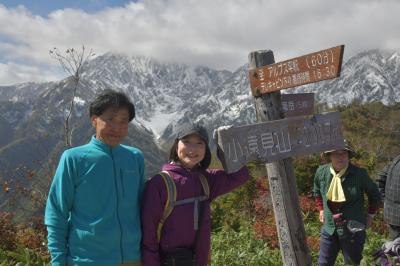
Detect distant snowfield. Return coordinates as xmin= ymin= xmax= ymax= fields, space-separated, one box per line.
xmin=73 ymin=96 xmax=86 ymax=106
xmin=140 ymin=109 xmax=179 ymax=139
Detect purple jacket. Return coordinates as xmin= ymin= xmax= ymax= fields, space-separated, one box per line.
xmin=141 ymin=163 xmax=250 ymax=266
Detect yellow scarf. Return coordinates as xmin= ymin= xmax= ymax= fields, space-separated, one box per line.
xmin=326 ymin=165 xmax=348 ymax=202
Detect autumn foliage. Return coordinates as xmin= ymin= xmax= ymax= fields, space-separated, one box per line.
xmin=0 ymin=212 xmax=49 ymax=263
xmin=1 ymin=101 xmax=399 ymax=264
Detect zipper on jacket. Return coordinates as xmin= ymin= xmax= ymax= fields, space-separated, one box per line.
xmin=110 ymin=148 xmax=124 ymax=262
xmin=120 ymin=169 xmax=125 ymax=198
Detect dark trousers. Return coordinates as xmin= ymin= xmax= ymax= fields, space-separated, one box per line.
xmin=318 ymin=228 xmax=366 ymax=266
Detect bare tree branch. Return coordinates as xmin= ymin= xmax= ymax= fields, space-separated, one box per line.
xmin=49 ymin=45 xmax=95 ymax=147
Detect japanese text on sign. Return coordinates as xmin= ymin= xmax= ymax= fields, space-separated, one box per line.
xmin=248 ymin=45 xmax=344 ymax=96
xmin=281 ymin=93 xmax=314 ymax=117
xmin=217 ymin=112 xmax=344 ymax=173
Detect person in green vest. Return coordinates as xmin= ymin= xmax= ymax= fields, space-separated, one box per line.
xmin=313 ymin=140 xmax=381 ymax=266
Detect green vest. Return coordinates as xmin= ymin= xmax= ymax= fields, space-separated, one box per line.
xmin=313 ymin=163 xmax=381 ymax=235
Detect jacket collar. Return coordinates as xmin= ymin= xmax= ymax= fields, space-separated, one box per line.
xmin=330 ymin=163 xmax=356 ymax=181
xmin=90 ymin=135 xmax=122 ymax=154
xmin=162 ymin=162 xmax=203 ymax=176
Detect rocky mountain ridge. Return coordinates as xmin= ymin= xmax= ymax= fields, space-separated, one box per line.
xmin=0 ymin=49 xmax=399 ymax=217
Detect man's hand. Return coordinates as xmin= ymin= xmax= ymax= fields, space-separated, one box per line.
xmin=319 ymin=210 xmax=324 ymax=223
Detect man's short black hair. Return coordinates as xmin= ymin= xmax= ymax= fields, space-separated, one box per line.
xmin=90 ymin=89 xmax=135 ymax=121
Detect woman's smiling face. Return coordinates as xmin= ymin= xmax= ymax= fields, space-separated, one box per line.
xmin=177 ymin=134 xmax=206 ymax=169
xmin=330 ymin=149 xmax=349 ymax=171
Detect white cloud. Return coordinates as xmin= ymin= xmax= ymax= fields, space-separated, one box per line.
xmin=0 ymin=62 xmax=61 ymax=85
xmin=0 ymin=0 xmax=400 ymax=85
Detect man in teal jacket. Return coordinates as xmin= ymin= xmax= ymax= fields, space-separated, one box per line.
xmin=313 ymin=140 xmax=381 ymax=265
xmin=45 ymin=89 xmax=145 ymax=266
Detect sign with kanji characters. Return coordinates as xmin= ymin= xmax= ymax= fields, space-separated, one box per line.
xmin=248 ymin=45 xmax=344 ymax=96
xmin=217 ymin=111 xmax=344 ymax=173
xmin=281 ymin=93 xmax=314 ymax=117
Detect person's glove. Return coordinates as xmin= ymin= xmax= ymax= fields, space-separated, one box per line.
xmin=376 ymin=166 xmax=388 ymax=199
xmin=212 ymin=125 xmax=232 ymax=166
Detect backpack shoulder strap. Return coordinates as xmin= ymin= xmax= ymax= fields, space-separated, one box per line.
xmin=199 ymin=173 xmax=210 ymax=198
xmin=156 ymin=172 xmax=210 ymax=243
xmin=157 ymin=171 xmax=177 ymax=243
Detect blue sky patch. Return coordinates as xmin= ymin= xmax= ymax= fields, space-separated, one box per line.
xmin=1 ymin=0 xmax=135 ymax=16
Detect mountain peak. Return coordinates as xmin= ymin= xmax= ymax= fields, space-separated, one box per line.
xmin=1 ymin=48 xmax=400 ymax=136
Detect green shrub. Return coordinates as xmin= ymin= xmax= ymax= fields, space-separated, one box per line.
xmin=211 ymin=223 xmax=282 ymax=266
xmin=0 ymin=246 xmax=50 ymax=266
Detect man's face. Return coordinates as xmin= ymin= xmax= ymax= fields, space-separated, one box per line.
xmin=329 ymin=149 xmax=349 ymax=172
xmin=91 ymin=107 xmax=130 ymax=147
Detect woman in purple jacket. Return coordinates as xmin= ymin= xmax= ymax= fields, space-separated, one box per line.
xmin=141 ymin=123 xmax=250 ymax=266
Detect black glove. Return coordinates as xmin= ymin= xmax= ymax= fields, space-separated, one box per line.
xmin=376 ymin=166 xmax=388 ymax=199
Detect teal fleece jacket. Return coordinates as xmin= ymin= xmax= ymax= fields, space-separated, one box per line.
xmin=45 ymin=136 xmax=145 ymax=266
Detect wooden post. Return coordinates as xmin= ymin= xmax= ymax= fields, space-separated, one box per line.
xmin=248 ymin=50 xmax=312 ymax=266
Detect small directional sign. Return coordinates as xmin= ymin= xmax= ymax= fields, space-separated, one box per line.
xmin=217 ymin=111 xmax=344 ymax=173
xmin=248 ymin=45 xmax=344 ymax=96
xmin=281 ymin=93 xmax=314 ymax=117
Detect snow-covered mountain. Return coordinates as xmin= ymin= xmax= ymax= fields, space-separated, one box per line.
xmin=286 ymin=49 xmax=400 ymax=106
xmin=1 ymin=48 xmax=399 ymax=218
xmin=2 ymin=49 xmax=399 ymax=138
xmin=80 ymin=53 xmax=233 ymax=138
xmin=0 ymin=49 xmax=399 ymax=193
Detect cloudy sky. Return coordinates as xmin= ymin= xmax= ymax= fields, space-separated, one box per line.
xmin=0 ymin=0 xmax=399 ymax=85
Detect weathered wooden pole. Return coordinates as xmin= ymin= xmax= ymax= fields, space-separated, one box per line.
xmin=248 ymin=50 xmax=311 ymax=266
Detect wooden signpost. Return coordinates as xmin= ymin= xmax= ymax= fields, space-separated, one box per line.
xmin=217 ymin=111 xmax=343 ymax=174
xmin=216 ymin=45 xmax=345 ymax=265
xmin=248 ymin=45 xmax=344 ymax=96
